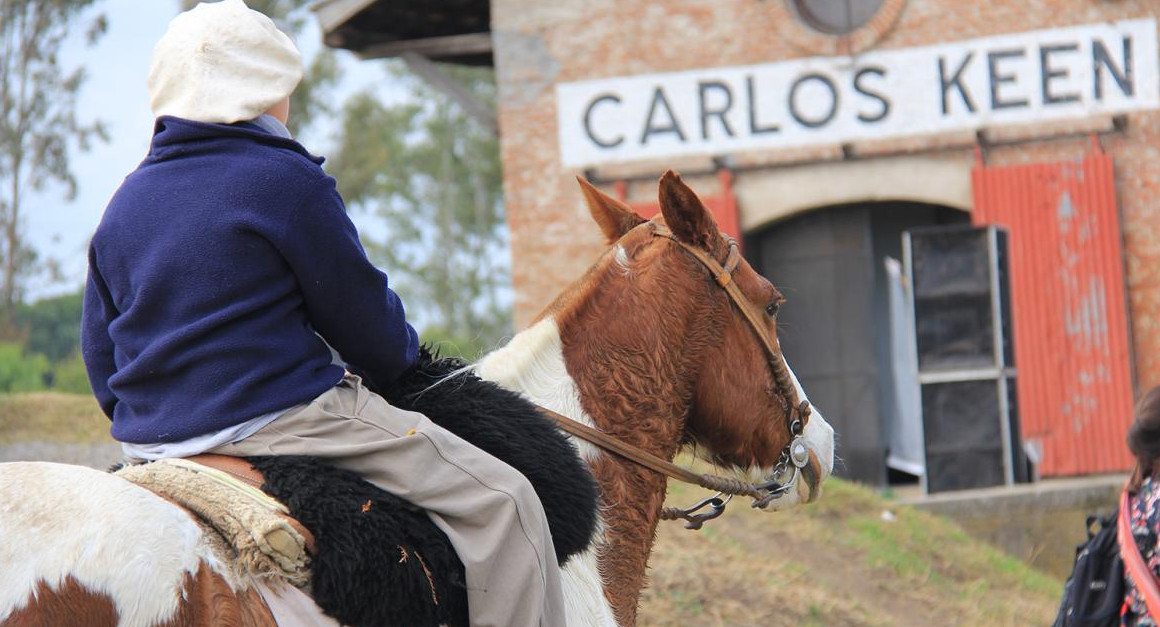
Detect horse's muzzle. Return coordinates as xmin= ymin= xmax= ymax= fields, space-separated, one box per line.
xmin=760 ymin=419 xmax=833 ymax=509
xmin=798 ymin=452 xmax=825 ymax=503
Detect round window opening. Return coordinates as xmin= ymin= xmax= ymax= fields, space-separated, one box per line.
xmin=792 ymin=0 xmax=885 ymax=35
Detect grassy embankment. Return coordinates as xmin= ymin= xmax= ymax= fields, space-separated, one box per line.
xmin=641 ymin=475 xmax=1062 ymax=626
xmin=0 ymin=392 xmax=110 ymax=444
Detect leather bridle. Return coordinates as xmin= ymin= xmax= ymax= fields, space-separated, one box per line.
xmin=539 ymin=221 xmax=814 ymax=528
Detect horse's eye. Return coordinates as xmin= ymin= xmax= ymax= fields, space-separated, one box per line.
xmin=765 ymin=302 xmax=780 ymax=317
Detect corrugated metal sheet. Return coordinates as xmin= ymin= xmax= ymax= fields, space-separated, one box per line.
xmin=614 ymin=170 xmax=742 ymax=242
xmin=971 ymin=143 xmax=1134 ymax=476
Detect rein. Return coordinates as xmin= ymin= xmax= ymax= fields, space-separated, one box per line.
xmin=538 ymin=222 xmax=814 ymax=529
xmin=538 ymin=405 xmax=765 ymax=529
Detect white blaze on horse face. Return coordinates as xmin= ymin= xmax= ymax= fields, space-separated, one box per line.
xmin=0 ymin=462 xmax=237 ymax=627
xmin=476 ymin=318 xmax=618 ymax=627
xmin=791 ymin=361 xmax=835 ymax=477
xmin=757 ymin=359 xmax=835 ymax=512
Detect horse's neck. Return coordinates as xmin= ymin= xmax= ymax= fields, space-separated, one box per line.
xmin=476 ymin=316 xmax=689 ymax=625
xmin=476 ymin=318 xmax=602 ymax=461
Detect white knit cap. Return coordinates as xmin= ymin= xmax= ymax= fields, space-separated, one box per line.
xmin=148 ymin=0 xmax=303 ymax=123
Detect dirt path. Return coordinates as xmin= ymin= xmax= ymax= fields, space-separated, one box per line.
xmin=639 ymin=480 xmax=1060 ymax=626
xmin=640 ymin=506 xmax=940 ymax=627
xmin=0 ymin=440 xmax=122 ymax=469
xmin=719 ymin=512 xmax=939 ymax=627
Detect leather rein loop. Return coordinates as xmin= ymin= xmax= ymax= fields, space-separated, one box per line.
xmin=536 ymin=221 xmax=814 ymax=527
xmin=539 ymin=406 xmax=762 ymax=500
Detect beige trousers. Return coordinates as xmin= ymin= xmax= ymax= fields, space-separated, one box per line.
xmin=211 ymin=374 xmax=566 ymax=627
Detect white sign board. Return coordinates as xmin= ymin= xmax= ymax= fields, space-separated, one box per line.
xmin=556 ymin=19 xmax=1160 ymax=168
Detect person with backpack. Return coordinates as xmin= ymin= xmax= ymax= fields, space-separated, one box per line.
xmin=1054 ymin=387 xmax=1160 ymax=627
xmin=1122 ymin=386 xmax=1160 ymax=626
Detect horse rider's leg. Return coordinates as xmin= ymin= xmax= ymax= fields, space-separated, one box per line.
xmin=209 ymin=373 xmax=566 ymax=627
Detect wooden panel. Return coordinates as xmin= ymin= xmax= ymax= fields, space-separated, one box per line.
xmin=750 ymin=205 xmax=884 ymax=484
xmin=971 ymin=143 xmax=1134 ymax=476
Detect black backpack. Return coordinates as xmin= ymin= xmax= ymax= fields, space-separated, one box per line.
xmin=1053 ymin=509 xmax=1124 ymax=627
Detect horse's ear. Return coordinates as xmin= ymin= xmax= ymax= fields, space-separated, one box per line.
xmin=577 ymin=177 xmax=647 ymax=244
xmin=657 ymin=170 xmax=720 ymax=249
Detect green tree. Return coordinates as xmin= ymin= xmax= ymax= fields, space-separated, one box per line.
xmin=50 ymin=352 xmax=91 ymax=394
xmin=0 ymin=0 xmax=108 ymax=329
xmin=330 ymin=65 xmax=511 ymax=358
xmin=0 ymin=342 xmax=49 ymax=393
xmin=15 ymin=290 xmax=83 ymax=363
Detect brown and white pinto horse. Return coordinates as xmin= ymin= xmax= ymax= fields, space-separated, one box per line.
xmin=0 ymin=171 xmax=833 ymax=627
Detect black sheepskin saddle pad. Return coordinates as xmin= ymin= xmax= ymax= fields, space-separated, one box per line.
xmin=246 ymin=347 xmax=600 ymax=627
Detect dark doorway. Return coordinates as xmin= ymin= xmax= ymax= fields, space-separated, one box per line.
xmin=745 ymin=201 xmax=968 ymax=485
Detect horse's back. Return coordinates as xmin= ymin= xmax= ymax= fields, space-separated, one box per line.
xmin=0 ymin=461 xmax=272 ymax=627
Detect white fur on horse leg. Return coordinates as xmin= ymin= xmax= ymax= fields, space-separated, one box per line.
xmin=560 ymin=545 xmax=618 ymax=627
xmin=0 ymin=462 xmax=236 ymax=627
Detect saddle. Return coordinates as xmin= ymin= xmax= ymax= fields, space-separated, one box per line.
xmin=116 ymin=348 xmax=601 ymax=627
xmin=116 ymin=455 xmax=314 ymax=585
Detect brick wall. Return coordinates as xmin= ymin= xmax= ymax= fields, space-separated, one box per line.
xmin=490 ymin=0 xmax=1160 ymax=391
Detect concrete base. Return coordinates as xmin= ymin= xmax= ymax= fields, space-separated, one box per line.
xmin=895 ymin=474 xmax=1126 ymax=578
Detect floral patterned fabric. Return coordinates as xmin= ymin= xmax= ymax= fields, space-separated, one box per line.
xmin=1124 ymin=476 xmax=1160 ymax=626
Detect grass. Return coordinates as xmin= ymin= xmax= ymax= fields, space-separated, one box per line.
xmin=639 ymin=466 xmax=1062 ymax=626
xmin=0 ymin=392 xmax=111 ymax=444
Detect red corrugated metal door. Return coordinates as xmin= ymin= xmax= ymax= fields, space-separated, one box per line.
xmin=971 ymin=143 xmax=1134 ymax=476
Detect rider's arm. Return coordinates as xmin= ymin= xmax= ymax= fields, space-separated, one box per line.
xmin=81 ymin=255 xmax=119 ymax=420
xmin=270 ymin=174 xmax=419 ymax=387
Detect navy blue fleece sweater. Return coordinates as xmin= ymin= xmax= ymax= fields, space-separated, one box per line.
xmin=82 ymin=116 xmax=419 ymax=444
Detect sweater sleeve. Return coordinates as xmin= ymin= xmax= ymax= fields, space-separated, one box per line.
xmin=274 ymin=176 xmax=419 ymax=387
xmin=81 ymin=251 xmax=119 ymax=420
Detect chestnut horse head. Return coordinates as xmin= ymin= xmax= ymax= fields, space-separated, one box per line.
xmin=560 ymin=170 xmax=833 ymax=506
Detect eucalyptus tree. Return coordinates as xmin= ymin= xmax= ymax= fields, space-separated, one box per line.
xmin=0 ymin=0 xmax=108 ymax=330
xmin=330 ymin=65 xmax=510 ymax=358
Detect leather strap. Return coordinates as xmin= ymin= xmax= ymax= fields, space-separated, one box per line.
xmin=1120 ymin=489 xmax=1160 ymax=618
xmin=186 ymin=454 xmax=266 ymax=489
xmin=538 ymin=406 xmax=763 ymax=499
xmin=649 ymin=224 xmax=808 ymax=427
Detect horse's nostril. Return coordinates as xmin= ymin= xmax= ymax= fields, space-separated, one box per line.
xmin=807 ymin=456 xmax=827 ymax=501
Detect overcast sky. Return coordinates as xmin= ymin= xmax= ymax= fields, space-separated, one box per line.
xmin=23 ymin=0 xmax=390 ymax=300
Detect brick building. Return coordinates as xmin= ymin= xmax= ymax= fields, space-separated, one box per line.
xmin=318 ymin=0 xmax=1160 ymax=488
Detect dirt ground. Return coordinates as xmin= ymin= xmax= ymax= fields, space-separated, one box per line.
xmin=638 ymin=480 xmax=1061 ymax=626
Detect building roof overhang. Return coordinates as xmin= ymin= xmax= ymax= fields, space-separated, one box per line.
xmin=312 ymin=0 xmax=493 ymax=66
